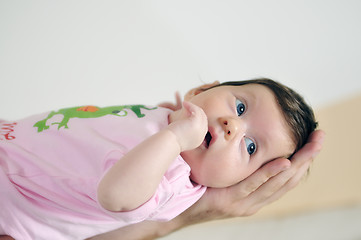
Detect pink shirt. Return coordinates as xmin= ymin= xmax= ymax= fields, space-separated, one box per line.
xmin=0 ymin=105 xmax=206 ymax=240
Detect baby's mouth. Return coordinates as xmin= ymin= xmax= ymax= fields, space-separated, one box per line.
xmin=204 ymin=131 xmax=212 ymax=148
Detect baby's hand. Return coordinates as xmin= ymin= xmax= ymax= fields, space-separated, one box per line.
xmin=167 ymin=101 xmax=208 ymax=152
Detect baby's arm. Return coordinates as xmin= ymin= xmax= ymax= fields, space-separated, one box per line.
xmin=97 ymin=101 xmax=207 ymax=212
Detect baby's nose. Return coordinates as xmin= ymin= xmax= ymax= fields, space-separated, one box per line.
xmin=219 ymin=117 xmax=243 ymax=141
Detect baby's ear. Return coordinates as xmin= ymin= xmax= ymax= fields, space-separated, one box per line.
xmin=184 ymin=81 xmax=220 ymax=101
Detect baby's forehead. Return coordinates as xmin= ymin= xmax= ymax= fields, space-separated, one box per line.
xmin=223 ymin=83 xmax=272 ymax=94
xmin=259 ymin=127 xmax=295 ymax=163
xmin=225 ymin=84 xmax=277 ymax=103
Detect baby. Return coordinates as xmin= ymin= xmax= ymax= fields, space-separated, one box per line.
xmin=0 ymin=78 xmax=317 ymax=240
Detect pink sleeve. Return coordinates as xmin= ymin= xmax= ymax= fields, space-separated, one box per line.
xmin=147 ymin=156 xmax=207 ymax=221
xmin=96 ymin=155 xmax=206 ymax=223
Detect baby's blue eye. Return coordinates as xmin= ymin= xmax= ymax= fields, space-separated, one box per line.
xmin=236 ymin=99 xmax=246 ymax=116
xmin=245 ymin=137 xmax=256 ymax=155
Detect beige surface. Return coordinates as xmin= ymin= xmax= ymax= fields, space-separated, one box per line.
xmin=256 ymin=92 xmax=361 ymax=217
xmin=161 ymin=205 xmax=361 ymax=240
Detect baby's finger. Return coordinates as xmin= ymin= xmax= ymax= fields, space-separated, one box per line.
xmin=174 ymin=92 xmax=182 ymax=110
xmin=182 ymin=101 xmax=206 ymax=120
xmin=181 ymin=101 xmax=195 ymax=117
xmin=158 ymin=102 xmax=178 ymax=110
xmin=158 ymin=92 xmax=183 ymax=111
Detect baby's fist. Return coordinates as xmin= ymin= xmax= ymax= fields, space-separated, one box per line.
xmin=167 ymin=101 xmax=208 ymax=152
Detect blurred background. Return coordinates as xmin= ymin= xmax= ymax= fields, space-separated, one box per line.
xmin=1 ymin=1 xmax=360 ymax=239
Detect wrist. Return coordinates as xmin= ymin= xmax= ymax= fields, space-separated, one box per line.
xmin=165 ymin=125 xmax=184 ymax=152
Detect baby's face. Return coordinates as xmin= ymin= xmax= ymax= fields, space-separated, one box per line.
xmin=181 ymin=84 xmax=295 ymax=187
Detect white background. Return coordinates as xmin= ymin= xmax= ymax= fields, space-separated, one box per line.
xmin=1 ymin=0 xmax=361 ymax=120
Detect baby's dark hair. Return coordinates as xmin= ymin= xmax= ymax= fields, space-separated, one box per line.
xmin=208 ymin=78 xmax=318 ymax=158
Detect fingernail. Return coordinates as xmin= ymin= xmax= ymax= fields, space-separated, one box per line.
xmin=282 ymin=165 xmax=291 ymax=171
xmin=312 ymin=150 xmax=321 ymax=159
xmin=319 ymin=132 xmax=326 ymax=144
xmin=281 ymin=161 xmax=291 ymax=171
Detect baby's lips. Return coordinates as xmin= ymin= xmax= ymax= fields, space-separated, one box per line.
xmin=207 ymin=127 xmax=217 ymax=147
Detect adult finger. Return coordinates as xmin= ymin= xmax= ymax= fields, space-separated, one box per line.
xmin=239 ymin=130 xmax=324 ymax=199
xmin=229 ymin=158 xmax=291 ymax=199
xmin=307 ymin=129 xmax=326 ymax=145
xmin=245 ymin=130 xmax=325 ymax=213
xmin=261 ymin=131 xmax=325 ymax=203
xmin=246 ymin=158 xmax=312 ymax=215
